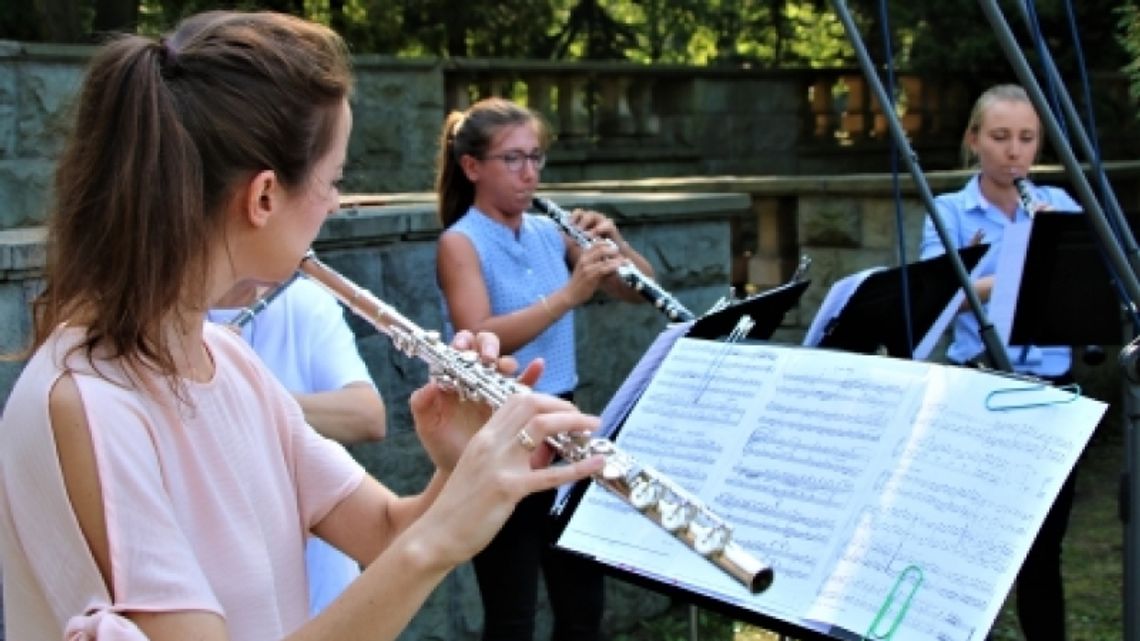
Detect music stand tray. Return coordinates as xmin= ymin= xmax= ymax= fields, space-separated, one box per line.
xmin=816 ymin=244 xmax=989 ymax=357
xmin=1009 ymin=212 xmax=1122 ymax=346
xmin=689 ymin=279 xmax=811 ymax=341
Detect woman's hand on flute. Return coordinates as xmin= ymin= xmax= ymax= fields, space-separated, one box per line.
xmin=414 ymin=392 xmax=605 ymax=565
xmin=408 ymin=330 xmax=543 ymax=473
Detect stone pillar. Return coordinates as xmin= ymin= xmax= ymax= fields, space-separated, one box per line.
xmin=556 ymin=75 xmax=590 ymax=139
xmin=596 ymin=75 xmax=633 ymax=137
xmin=810 ymin=77 xmax=836 ymax=140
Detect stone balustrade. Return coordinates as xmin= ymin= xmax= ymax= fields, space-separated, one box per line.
xmin=16 ymin=42 xmax=1140 ymax=230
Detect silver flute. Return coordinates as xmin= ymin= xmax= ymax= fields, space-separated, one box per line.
xmin=531 ymin=197 xmax=697 ymax=323
xmin=297 ymin=250 xmax=773 ymax=594
xmin=226 ymin=272 xmax=302 ymax=330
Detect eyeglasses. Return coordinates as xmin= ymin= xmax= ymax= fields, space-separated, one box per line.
xmin=485 ymin=150 xmax=546 ymax=173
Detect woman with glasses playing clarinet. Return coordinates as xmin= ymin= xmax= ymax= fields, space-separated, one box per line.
xmin=434 ymin=97 xmax=654 ymax=641
xmin=210 ymin=275 xmax=386 ymax=617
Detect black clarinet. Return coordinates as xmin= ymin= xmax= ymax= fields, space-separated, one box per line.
xmin=531 ymin=197 xmax=696 ymax=323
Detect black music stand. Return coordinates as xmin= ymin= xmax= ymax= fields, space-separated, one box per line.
xmin=815 ymin=244 xmax=990 ymax=357
xmin=1008 ymin=212 xmax=1123 ymax=347
xmin=688 ymin=279 xmax=811 ymax=341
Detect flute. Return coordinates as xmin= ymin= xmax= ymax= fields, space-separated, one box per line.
xmin=297 ymin=250 xmax=773 ymax=594
xmin=531 ymin=197 xmax=697 ymax=323
xmin=226 ymin=273 xmax=302 ymax=330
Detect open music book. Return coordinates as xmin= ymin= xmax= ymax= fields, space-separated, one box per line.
xmin=556 ymin=336 xmax=1106 ymax=641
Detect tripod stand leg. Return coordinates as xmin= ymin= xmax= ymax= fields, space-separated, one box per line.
xmin=1119 ymin=340 xmax=1140 ymax=641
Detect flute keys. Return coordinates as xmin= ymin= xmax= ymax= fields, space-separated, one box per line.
xmin=658 ymin=494 xmax=696 ymax=532
xmin=629 ymin=476 xmax=663 ymax=510
xmin=691 ymin=519 xmax=731 ymax=556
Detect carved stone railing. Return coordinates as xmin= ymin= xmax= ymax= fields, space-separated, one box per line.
xmin=5 ymin=42 xmax=1140 ymax=228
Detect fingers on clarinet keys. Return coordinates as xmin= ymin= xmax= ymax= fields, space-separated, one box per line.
xmin=515 ymin=428 xmax=538 ymax=452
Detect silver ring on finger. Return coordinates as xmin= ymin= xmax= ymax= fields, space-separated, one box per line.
xmin=516 ymin=428 xmax=537 ymax=452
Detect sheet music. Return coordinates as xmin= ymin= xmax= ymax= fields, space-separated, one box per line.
xmin=988 ymin=221 xmax=1033 ymax=347
xmin=557 ymin=339 xmax=1105 ymax=640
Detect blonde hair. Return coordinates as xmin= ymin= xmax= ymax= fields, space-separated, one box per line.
xmin=960 ymin=84 xmax=1040 ymax=167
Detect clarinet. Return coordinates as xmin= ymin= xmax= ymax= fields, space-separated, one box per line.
xmin=531 ymin=197 xmax=697 ymax=323
xmin=226 ymin=272 xmax=302 ymax=330
xmin=1013 ymin=176 xmax=1040 ymax=219
xmin=297 ymin=250 xmax=773 ymax=594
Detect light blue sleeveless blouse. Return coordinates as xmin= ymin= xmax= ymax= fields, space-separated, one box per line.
xmin=442 ymin=207 xmax=577 ymax=395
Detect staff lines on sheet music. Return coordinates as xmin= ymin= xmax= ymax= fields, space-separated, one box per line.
xmin=912 ymin=410 xmax=1071 ymax=460
xmin=715 ymin=493 xmax=837 ymax=531
xmin=918 ymin=405 xmax=1077 ymax=452
xmin=668 ymin=350 xmax=774 ymax=405
xmin=838 ymin=549 xmax=993 ymax=607
xmin=727 ymin=531 xmax=820 ymax=581
xmin=780 ymin=371 xmax=909 ymax=397
xmin=618 ymin=430 xmax=722 ymax=452
xmin=729 ymin=466 xmax=854 ymax=494
xmin=743 ymin=446 xmax=863 ymax=478
xmin=771 ymin=383 xmax=892 ymax=405
xmin=897 ymin=434 xmax=1031 ymax=483
xmin=868 ymin=516 xmax=1012 ymax=574
xmin=888 ymin=463 xmax=1039 ymax=516
xmin=639 ymin=392 xmax=745 ymax=426
xmin=765 ymin=400 xmax=892 ymax=430
xmin=724 ymin=474 xmax=845 ymax=509
xmin=853 ymin=502 xmax=1016 ymax=575
xmin=613 ymin=436 xmax=718 ymax=467
xmin=819 ymin=572 xmax=977 ymax=641
xmin=747 ymin=430 xmax=870 ymax=466
xmin=752 ymin=414 xmax=884 ymax=444
xmin=649 ymin=374 xmax=761 ymax=408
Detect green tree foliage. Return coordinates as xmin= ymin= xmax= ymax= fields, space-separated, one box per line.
xmin=0 ymin=0 xmax=1130 ymax=84
xmin=1119 ymin=2 xmax=1140 ymax=104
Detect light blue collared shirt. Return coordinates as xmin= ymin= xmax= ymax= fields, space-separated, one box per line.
xmin=919 ymin=174 xmax=1080 ymax=376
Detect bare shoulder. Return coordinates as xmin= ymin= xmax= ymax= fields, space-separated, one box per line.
xmin=49 ymin=372 xmax=114 ymax=592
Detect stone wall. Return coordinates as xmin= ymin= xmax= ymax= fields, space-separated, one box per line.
xmin=1 ymin=42 xmax=1009 ymax=230
xmin=0 ymin=191 xmax=745 ymax=640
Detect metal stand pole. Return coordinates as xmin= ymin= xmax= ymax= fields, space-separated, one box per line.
xmin=974 ymin=5 xmax=1140 ymax=641
xmin=975 ymin=0 xmax=1140 ymax=306
xmin=1009 ymin=0 xmax=1140 ymax=276
xmin=828 ymin=0 xmax=1013 ymax=371
xmin=1120 ymin=343 xmax=1140 ymax=641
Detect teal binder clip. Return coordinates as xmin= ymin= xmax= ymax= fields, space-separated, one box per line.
xmin=984 ymin=381 xmax=1081 ymax=412
xmin=863 ymin=564 xmax=923 ymax=641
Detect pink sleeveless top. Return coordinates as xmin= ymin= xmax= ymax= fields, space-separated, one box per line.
xmin=0 ymin=323 xmax=365 ymax=640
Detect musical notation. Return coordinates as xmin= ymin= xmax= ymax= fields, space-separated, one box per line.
xmin=557 ymin=338 xmax=1106 ymax=641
